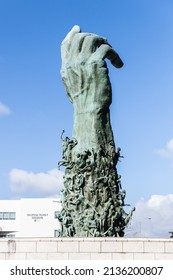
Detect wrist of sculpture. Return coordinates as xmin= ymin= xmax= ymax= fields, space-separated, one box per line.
xmin=72 ymin=108 xmax=114 ymax=156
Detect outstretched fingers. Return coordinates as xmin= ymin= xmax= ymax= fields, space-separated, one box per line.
xmin=92 ymin=44 xmax=123 ymax=68
xmin=69 ymin=33 xmax=93 ymax=56
xmin=80 ymin=35 xmax=110 ymax=54
xmin=61 ymin=26 xmax=123 ymax=69
xmin=61 ymin=25 xmax=81 ymax=59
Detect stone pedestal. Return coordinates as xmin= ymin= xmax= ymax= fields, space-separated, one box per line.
xmin=0 ymin=238 xmax=173 ymax=260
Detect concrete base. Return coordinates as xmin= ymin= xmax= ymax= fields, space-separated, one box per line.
xmin=0 ymin=238 xmax=173 ymax=260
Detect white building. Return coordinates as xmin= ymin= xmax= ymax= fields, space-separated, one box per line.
xmin=0 ymin=198 xmax=61 ymax=238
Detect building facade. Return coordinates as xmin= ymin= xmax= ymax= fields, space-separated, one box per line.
xmin=0 ymin=198 xmax=61 ymax=238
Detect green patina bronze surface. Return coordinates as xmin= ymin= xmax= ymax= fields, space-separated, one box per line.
xmin=58 ymin=26 xmax=135 ymax=237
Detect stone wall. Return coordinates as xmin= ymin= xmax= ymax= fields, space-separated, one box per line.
xmin=0 ymin=238 xmax=173 ymax=260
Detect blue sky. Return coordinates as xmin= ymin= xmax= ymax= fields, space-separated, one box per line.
xmin=1 ymin=0 xmax=173 ymax=237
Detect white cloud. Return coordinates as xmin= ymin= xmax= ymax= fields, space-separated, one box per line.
xmin=125 ymin=194 xmax=173 ymax=238
xmin=9 ymin=168 xmax=64 ymax=196
xmin=155 ymin=138 xmax=173 ymax=158
xmin=0 ymin=102 xmax=11 ymax=116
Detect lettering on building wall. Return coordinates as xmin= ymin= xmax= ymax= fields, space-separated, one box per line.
xmin=26 ymin=213 xmax=49 ymax=222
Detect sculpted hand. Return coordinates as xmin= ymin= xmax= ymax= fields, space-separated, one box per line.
xmin=60 ymin=25 xmax=123 ymax=114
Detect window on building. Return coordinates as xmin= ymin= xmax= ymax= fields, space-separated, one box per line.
xmin=9 ymin=212 xmax=16 ymax=220
xmin=7 ymin=234 xmax=15 ymax=238
xmin=0 ymin=212 xmax=16 ymax=220
xmin=0 ymin=234 xmax=15 ymax=238
xmin=3 ymin=212 xmax=9 ymax=220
